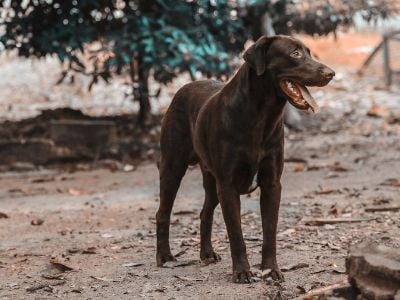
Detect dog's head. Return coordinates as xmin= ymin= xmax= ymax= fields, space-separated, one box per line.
xmin=243 ymin=35 xmax=335 ymax=112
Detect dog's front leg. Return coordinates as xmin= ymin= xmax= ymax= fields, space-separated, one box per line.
xmin=258 ymin=151 xmax=284 ymax=282
xmin=216 ymin=182 xmax=253 ymax=283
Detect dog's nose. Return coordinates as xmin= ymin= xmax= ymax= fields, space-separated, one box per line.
xmin=320 ymin=67 xmax=335 ymax=80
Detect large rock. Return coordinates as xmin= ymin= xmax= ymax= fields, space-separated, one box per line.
xmin=0 ymin=139 xmax=55 ymax=165
xmin=50 ymin=120 xmax=117 ymax=152
xmin=0 ymin=138 xmax=94 ymax=166
xmin=346 ymin=242 xmax=400 ymax=299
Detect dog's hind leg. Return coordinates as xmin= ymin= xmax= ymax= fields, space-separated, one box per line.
xmin=156 ymin=154 xmax=188 ymax=266
xmin=156 ymin=113 xmax=192 ymax=266
xmin=200 ymin=169 xmax=221 ymax=264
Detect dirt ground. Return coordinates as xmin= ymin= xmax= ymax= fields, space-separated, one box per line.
xmin=0 ymin=32 xmax=400 ymax=299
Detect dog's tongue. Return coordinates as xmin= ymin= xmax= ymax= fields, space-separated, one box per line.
xmin=297 ymin=84 xmax=319 ymax=113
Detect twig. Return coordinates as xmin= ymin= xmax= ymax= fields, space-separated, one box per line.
xmin=364 ymin=206 xmax=400 ymax=212
xmin=304 ymin=280 xmax=349 ymax=298
xmin=303 ymin=218 xmax=375 ymax=226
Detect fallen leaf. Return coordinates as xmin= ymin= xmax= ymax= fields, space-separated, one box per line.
xmin=327 ymin=162 xmax=348 ymax=172
xmin=307 ymin=165 xmax=322 ymax=171
xmin=284 ymin=157 xmax=308 ymax=163
xmin=245 ymin=236 xmax=263 ymax=241
xmin=329 ymin=205 xmax=338 ymax=216
xmin=372 ymin=197 xmax=391 ymax=205
xmin=90 ymin=276 xmax=115 ymax=282
xmin=173 ymin=210 xmax=197 ymax=215
xmin=294 ymin=163 xmax=306 ymax=172
xmin=326 ymin=243 xmax=341 ymax=251
xmin=101 ymin=233 xmax=113 ymax=238
xmin=367 ymin=104 xmax=390 ymax=118
xmin=68 ymin=188 xmax=85 ymax=196
xmin=331 ymin=267 xmax=346 ymax=274
xmin=381 ymin=178 xmax=400 ymax=188
xmin=174 ymin=275 xmax=203 ymax=281
xmin=174 ymin=250 xmax=187 ymax=257
xmin=0 ymin=212 xmax=9 ymax=219
xmin=314 ymin=188 xmax=341 ymax=195
xmin=49 ymin=258 xmax=74 ymax=272
xmin=254 ymin=269 xmax=271 ymax=278
xmin=162 ymin=260 xmax=197 ymax=268
xmin=122 ymin=262 xmax=144 ymax=267
xmin=296 ymin=285 xmax=307 ymax=294
xmin=68 ymin=248 xmax=80 ymax=254
xmin=311 ymin=268 xmax=327 ymax=274
xmin=41 ymin=273 xmax=65 ymax=280
xmin=8 ymin=188 xmax=25 ymax=194
xmin=31 ymin=218 xmax=44 ymax=226
xmin=123 ymin=164 xmax=136 ymax=172
xmin=31 ymin=177 xmax=55 ymax=183
xmin=281 ymin=262 xmax=309 ymax=272
xmin=387 ymin=114 xmax=400 ymax=124
xmin=82 ymin=247 xmax=97 ymax=254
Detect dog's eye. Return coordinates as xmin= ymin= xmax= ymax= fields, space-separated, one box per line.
xmin=290 ymin=50 xmax=302 ymax=58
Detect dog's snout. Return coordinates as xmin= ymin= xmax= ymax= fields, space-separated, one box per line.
xmin=319 ymin=67 xmax=335 ymax=80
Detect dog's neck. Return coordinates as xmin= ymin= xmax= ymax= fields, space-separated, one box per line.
xmin=223 ymin=63 xmax=287 ymax=120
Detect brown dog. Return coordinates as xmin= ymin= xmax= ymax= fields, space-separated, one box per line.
xmin=156 ymin=35 xmax=334 ymax=283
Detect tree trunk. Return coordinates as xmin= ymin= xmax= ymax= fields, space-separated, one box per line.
xmin=135 ymin=58 xmax=151 ymax=126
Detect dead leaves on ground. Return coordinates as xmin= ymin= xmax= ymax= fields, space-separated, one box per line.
xmin=381 ymin=178 xmax=400 ymax=188
xmin=288 ymin=161 xmax=349 ymax=173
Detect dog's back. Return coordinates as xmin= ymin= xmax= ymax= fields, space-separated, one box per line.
xmin=160 ymin=80 xmax=224 ymax=163
xmin=165 ymin=79 xmax=224 ymax=127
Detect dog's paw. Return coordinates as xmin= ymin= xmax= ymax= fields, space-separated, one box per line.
xmin=156 ymin=253 xmax=176 ymax=267
xmin=232 ymin=270 xmax=254 ymax=284
xmin=200 ymin=251 xmax=221 ymax=265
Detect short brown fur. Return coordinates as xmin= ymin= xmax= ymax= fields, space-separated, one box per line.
xmin=156 ymin=35 xmax=335 ymax=283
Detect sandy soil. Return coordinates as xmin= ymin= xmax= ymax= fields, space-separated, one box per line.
xmin=0 ymin=32 xmax=400 ymax=299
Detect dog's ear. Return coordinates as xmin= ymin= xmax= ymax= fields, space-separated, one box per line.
xmin=243 ymin=36 xmax=273 ymax=76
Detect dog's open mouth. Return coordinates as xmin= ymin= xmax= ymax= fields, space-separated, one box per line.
xmin=279 ymin=79 xmax=319 ymax=113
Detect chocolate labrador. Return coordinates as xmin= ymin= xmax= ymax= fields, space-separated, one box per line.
xmin=156 ymin=35 xmax=334 ymax=283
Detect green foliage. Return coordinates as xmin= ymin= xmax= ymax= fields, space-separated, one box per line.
xmin=0 ymin=0 xmax=248 ymax=87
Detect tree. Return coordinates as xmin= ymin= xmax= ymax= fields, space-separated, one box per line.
xmin=0 ymin=0 xmax=248 ymax=124
xmin=243 ymin=0 xmax=398 ymax=39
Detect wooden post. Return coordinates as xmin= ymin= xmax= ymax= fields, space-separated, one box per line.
xmin=359 ymin=30 xmax=400 ymax=86
xmin=383 ymin=35 xmax=392 ymax=87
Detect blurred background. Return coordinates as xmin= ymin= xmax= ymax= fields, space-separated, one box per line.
xmin=0 ymin=1 xmax=399 ymax=299
xmin=0 ymin=0 xmax=399 ymax=165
